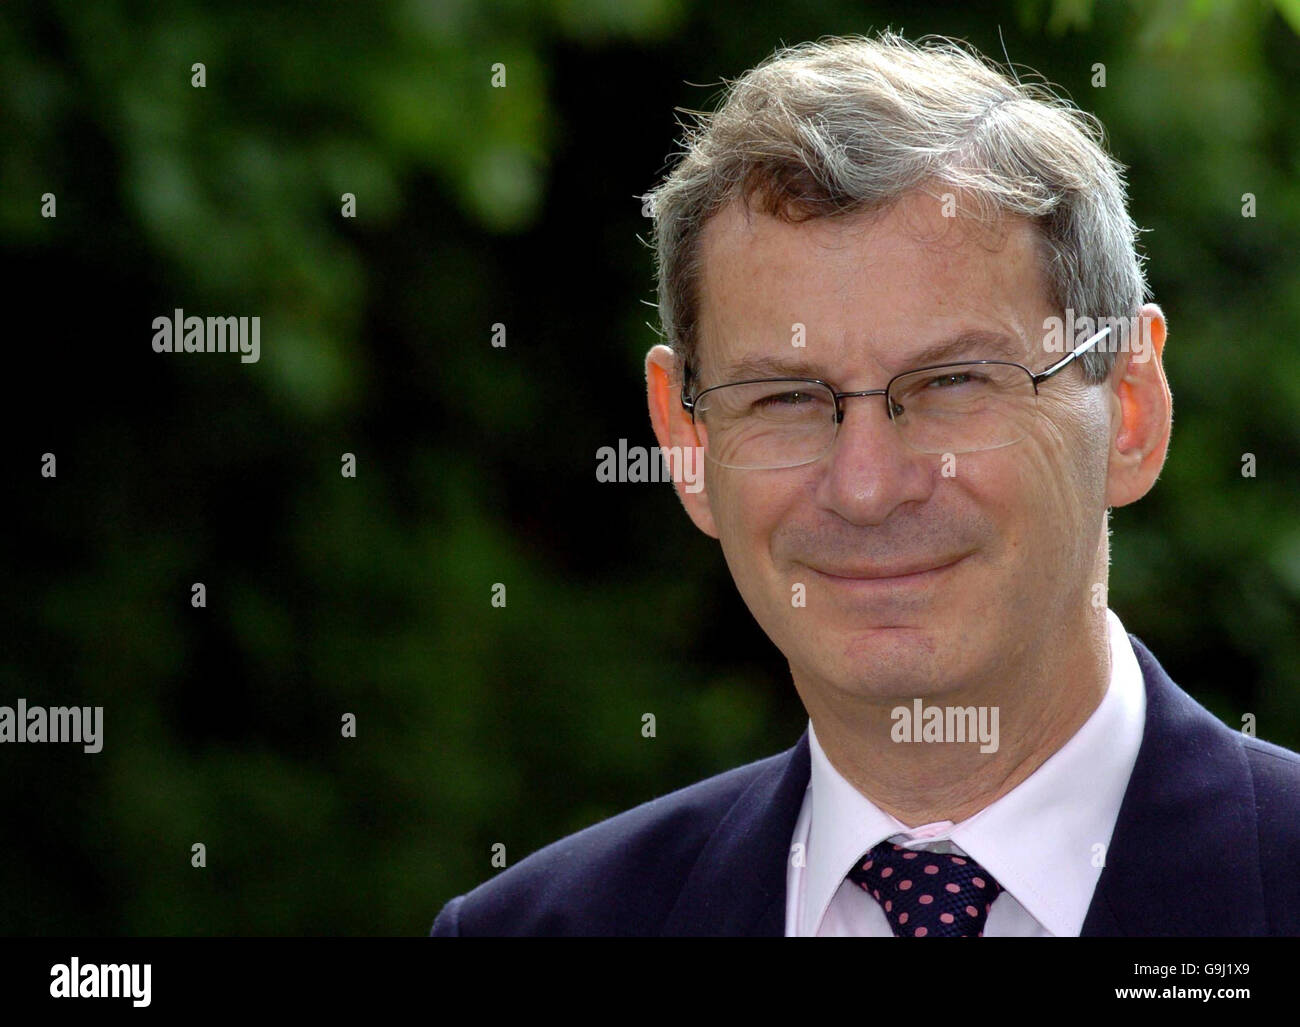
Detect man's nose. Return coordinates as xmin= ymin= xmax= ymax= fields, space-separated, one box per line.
xmin=813 ymin=391 xmax=936 ymax=526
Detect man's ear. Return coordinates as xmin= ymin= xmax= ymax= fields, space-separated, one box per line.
xmin=645 ymin=344 xmax=720 ymax=538
xmin=1105 ymin=303 xmax=1172 ymax=508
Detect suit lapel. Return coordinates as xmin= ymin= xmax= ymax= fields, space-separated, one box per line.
xmin=661 ymin=636 xmax=1263 ymax=937
xmin=661 ymin=729 xmax=811 ymax=936
xmin=1081 ymin=635 xmax=1266 ymax=935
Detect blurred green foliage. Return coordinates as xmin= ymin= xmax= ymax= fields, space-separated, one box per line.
xmin=1 ymin=0 xmax=1297 ymax=934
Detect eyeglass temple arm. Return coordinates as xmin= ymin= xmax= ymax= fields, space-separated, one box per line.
xmin=680 ymin=364 xmax=696 ymax=412
xmin=682 ymin=325 xmax=1113 ymax=400
xmin=1033 ymin=325 xmax=1111 ymax=383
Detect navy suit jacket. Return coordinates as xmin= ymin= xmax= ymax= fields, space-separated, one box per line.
xmin=430 ymin=636 xmax=1300 ymax=936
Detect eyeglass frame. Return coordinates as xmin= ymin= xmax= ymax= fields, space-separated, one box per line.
xmin=678 ymin=324 xmax=1113 ymax=456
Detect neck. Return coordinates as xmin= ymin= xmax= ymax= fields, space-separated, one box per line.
xmin=800 ymin=608 xmax=1112 ymax=827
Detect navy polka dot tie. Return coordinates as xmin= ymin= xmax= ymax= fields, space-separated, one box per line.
xmin=846 ymin=841 xmax=1005 ymax=937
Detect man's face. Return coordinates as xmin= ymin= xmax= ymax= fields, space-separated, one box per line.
xmin=682 ymin=190 xmax=1114 ymax=703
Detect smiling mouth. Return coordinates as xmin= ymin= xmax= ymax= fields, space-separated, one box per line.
xmin=808 ymin=554 xmax=968 ymax=584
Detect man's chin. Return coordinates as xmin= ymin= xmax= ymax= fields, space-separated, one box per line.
xmin=803 ymin=626 xmax=965 ymax=697
xmin=838 ymin=622 xmax=941 ymax=660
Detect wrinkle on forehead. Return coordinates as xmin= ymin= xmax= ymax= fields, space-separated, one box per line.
xmin=695 ymin=190 xmax=1054 ymax=383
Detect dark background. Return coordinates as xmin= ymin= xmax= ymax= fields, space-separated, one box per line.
xmin=2 ymin=0 xmax=1298 ymax=934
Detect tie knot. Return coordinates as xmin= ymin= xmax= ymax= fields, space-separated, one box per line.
xmin=846 ymin=841 xmax=1004 ymax=937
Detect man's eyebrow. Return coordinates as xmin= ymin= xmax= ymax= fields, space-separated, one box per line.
xmin=710 ymin=355 xmax=830 ymax=381
xmin=900 ymin=330 xmax=1031 ymax=368
xmin=709 ymin=330 xmax=1032 ymax=385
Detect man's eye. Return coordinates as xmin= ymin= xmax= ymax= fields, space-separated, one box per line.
xmin=923 ymin=372 xmax=981 ymax=389
xmin=754 ymin=390 xmax=815 ymax=407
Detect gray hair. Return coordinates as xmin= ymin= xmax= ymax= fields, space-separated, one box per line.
xmin=643 ymin=31 xmax=1150 ymax=388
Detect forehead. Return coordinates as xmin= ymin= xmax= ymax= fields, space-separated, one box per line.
xmin=693 ymin=190 xmax=1053 ymax=378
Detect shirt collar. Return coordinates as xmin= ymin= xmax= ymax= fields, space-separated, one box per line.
xmin=801 ymin=608 xmax=1146 ymax=937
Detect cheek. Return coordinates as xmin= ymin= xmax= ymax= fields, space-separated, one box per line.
xmin=1038 ymin=395 xmax=1112 ymax=513
xmin=708 ymin=472 xmax=764 ymax=572
xmin=997 ymin=405 xmax=1109 ymax=580
xmin=709 ymin=470 xmax=802 ymax=580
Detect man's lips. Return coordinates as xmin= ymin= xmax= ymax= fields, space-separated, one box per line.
xmin=806 ymin=554 xmax=968 ymax=582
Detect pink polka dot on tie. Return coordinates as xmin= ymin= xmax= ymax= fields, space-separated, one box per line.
xmin=940 ymin=913 xmax=955 ymax=924
xmin=945 ymin=883 xmax=960 ymax=893
xmin=898 ymin=880 xmax=912 ymax=890
xmin=881 ymin=867 xmax=893 ymax=878
xmin=966 ymin=905 xmax=978 ymax=916
xmin=924 ymin=865 xmax=939 ymax=874
xmin=864 ymin=860 xmax=873 ymax=870
xmin=918 ymin=894 xmax=933 ymax=905
xmin=951 ymin=856 xmax=966 ymax=865
xmin=915 ymin=927 xmax=927 ymax=937
xmin=903 ymin=852 xmax=918 ymax=859
xmin=884 ymin=900 xmax=891 ymax=912
xmin=972 ymin=877 xmax=985 ymax=888
xmin=898 ymin=912 xmax=908 ymax=924
xmin=873 ymin=890 xmax=880 ymax=900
